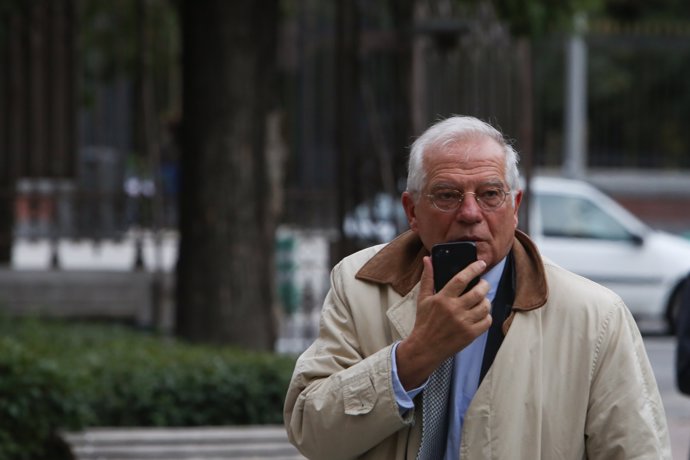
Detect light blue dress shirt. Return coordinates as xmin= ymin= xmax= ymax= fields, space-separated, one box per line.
xmin=391 ymin=257 xmax=506 ymax=459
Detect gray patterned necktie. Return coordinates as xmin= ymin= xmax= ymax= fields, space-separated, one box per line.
xmin=417 ymin=356 xmax=454 ymax=460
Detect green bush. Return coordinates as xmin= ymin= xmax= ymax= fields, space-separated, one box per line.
xmin=0 ymin=316 xmax=297 ymax=459
xmin=0 ymin=338 xmax=83 ymax=460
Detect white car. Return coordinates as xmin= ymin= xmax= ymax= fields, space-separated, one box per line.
xmin=528 ymin=176 xmax=690 ymax=332
xmin=344 ymin=176 xmax=690 ymax=332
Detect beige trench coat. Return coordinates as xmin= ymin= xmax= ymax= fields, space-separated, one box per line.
xmin=284 ymin=231 xmax=671 ymax=459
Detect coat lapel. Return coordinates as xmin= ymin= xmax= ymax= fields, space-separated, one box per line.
xmin=355 ymin=231 xmax=427 ymax=296
xmin=385 ymin=286 xmax=419 ymax=341
xmin=356 ymin=229 xmax=549 ymax=335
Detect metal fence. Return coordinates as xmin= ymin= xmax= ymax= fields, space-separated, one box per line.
xmin=4 ymin=2 xmax=690 ymax=347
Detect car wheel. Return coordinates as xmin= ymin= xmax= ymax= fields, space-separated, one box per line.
xmin=667 ymin=285 xmax=684 ymax=335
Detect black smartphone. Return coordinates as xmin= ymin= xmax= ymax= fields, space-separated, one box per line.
xmin=431 ymin=241 xmax=479 ymax=294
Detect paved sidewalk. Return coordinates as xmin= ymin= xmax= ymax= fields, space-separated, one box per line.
xmin=63 ymin=425 xmax=306 ymax=460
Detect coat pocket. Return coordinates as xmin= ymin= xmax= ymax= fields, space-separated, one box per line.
xmin=342 ymin=375 xmax=377 ymax=415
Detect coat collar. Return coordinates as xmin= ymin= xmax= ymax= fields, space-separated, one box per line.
xmin=355 ymin=229 xmax=548 ymax=313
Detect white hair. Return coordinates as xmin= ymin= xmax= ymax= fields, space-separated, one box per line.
xmin=406 ymin=115 xmax=521 ymax=201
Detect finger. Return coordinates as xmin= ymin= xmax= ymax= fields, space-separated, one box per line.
xmin=462 ymin=279 xmax=490 ymax=304
xmin=442 ymin=259 xmax=487 ymax=297
xmin=467 ymin=298 xmax=492 ymax=323
xmin=447 ymin=279 xmax=490 ymax=316
xmin=419 ymin=256 xmax=435 ymax=300
xmin=474 ymin=312 xmax=493 ymax=331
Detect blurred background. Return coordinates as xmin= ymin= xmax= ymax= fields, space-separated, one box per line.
xmin=1 ymin=0 xmax=690 ymax=458
xmin=2 ymin=0 xmax=690 ymax=350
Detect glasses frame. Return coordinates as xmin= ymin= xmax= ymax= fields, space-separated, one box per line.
xmin=425 ymin=187 xmax=512 ymax=213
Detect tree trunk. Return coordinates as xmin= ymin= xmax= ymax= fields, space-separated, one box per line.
xmin=334 ymin=0 xmax=359 ymax=262
xmin=388 ymin=0 xmax=414 ymax=185
xmin=176 ymin=0 xmax=279 ymax=349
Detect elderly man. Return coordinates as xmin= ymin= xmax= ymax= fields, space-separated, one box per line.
xmin=284 ymin=116 xmax=671 ymax=459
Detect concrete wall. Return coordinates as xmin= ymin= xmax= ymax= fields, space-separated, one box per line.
xmin=0 ymin=269 xmax=174 ymax=329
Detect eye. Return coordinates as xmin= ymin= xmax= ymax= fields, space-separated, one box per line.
xmin=435 ymin=190 xmax=461 ymax=201
xmin=478 ymin=187 xmax=502 ymax=200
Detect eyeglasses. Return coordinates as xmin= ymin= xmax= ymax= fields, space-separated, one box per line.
xmin=426 ymin=186 xmax=511 ymax=212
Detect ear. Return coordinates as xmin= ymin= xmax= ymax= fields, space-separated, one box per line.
xmin=402 ymin=191 xmax=419 ymax=232
xmin=512 ymin=189 xmax=523 ymax=226
xmin=513 ymin=189 xmax=523 ymax=212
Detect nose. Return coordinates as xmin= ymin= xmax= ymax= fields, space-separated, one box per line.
xmin=455 ymin=193 xmax=483 ymax=223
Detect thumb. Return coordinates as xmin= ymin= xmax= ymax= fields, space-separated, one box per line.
xmin=419 ymin=256 xmax=434 ymax=299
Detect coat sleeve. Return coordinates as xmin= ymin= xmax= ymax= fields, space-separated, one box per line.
xmin=584 ymin=298 xmax=672 ymax=460
xmin=283 ymin=260 xmax=414 ymax=460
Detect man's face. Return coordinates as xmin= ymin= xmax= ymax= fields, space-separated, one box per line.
xmin=402 ymin=135 xmax=523 ymax=270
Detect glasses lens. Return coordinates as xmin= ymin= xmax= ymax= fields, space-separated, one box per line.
xmin=429 ymin=187 xmax=509 ymax=212
xmin=432 ymin=190 xmax=462 ymax=211
xmin=476 ymin=187 xmax=506 ymax=210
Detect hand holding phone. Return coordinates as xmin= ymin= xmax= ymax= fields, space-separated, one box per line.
xmin=396 ymin=242 xmax=489 ymax=389
xmin=431 ymin=241 xmax=480 ymax=294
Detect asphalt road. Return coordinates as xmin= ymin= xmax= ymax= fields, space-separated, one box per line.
xmin=644 ymin=335 xmax=690 ymax=460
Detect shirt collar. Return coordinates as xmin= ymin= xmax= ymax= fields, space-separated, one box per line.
xmin=483 ymin=256 xmax=506 ymax=303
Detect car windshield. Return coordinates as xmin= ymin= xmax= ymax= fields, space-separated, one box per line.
xmin=537 ymin=193 xmax=634 ymax=241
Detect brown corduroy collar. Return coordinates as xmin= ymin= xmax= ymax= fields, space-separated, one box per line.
xmin=355 ymin=229 xmax=548 ymax=314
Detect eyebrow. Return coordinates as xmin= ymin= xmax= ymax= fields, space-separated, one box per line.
xmin=481 ymin=179 xmax=506 ymax=189
xmin=429 ymin=179 xmax=506 ymax=191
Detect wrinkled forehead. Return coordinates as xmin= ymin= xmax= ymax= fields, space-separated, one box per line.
xmin=423 ymin=135 xmax=505 ymax=168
